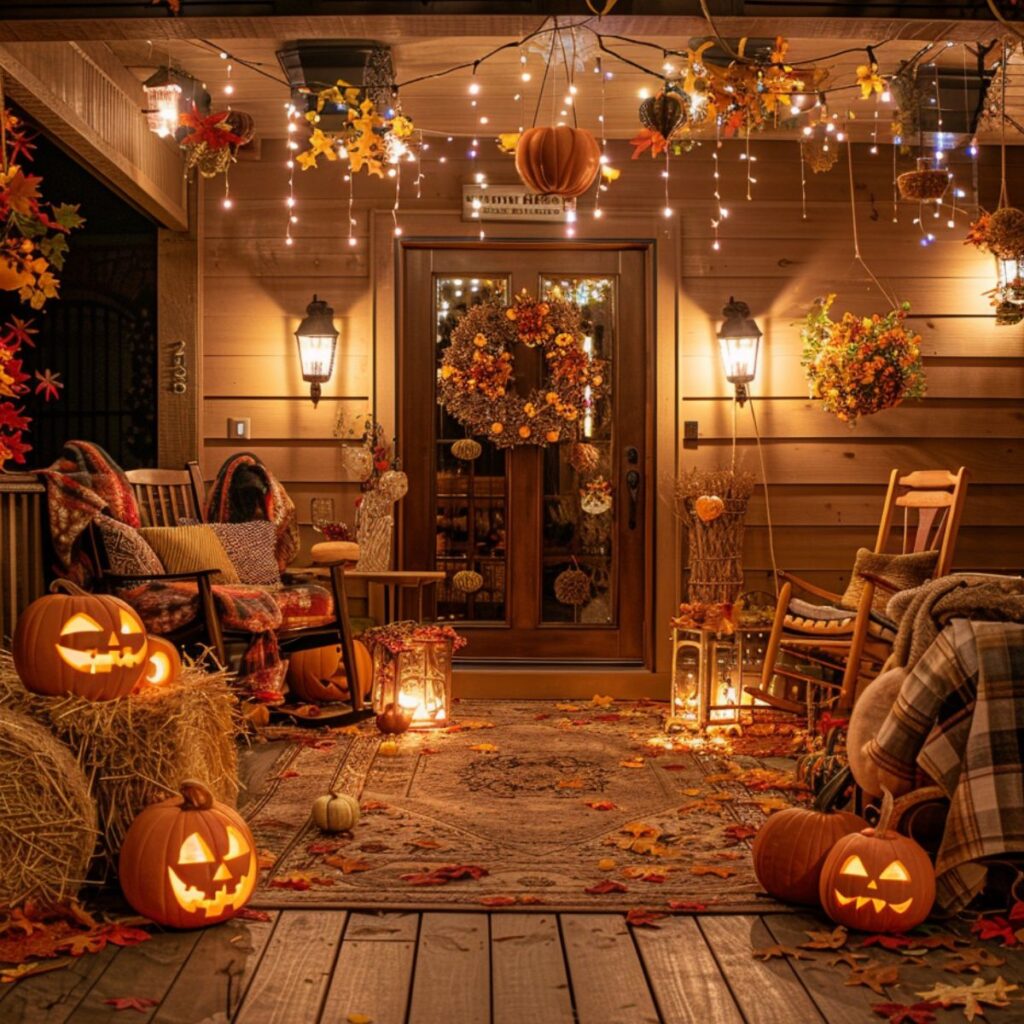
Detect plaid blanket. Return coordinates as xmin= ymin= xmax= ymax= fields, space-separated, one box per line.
xmin=865 ymin=619 xmax=1024 ymax=911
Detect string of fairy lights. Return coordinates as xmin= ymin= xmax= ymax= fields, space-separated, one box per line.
xmin=189 ymin=21 xmax=1015 ymax=253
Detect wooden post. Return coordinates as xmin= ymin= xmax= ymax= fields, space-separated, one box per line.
xmin=158 ymin=181 xmax=202 ymax=469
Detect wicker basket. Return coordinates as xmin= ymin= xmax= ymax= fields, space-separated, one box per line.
xmin=897 ymin=158 xmax=950 ymax=201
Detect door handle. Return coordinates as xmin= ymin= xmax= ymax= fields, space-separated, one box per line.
xmin=626 ymin=469 xmax=641 ymax=530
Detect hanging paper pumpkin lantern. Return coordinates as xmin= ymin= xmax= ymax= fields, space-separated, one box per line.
xmin=515 ymin=125 xmax=601 ymax=199
xmin=137 ymin=635 xmax=182 ymax=690
xmin=311 ymin=791 xmax=360 ymax=832
xmin=818 ymin=789 xmax=935 ymax=932
xmin=118 ymin=780 xmax=257 ymax=928
xmin=13 ymin=583 xmax=149 ymax=701
xmin=287 ymin=640 xmax=372 ymax=704
xmin=639 ymin=92 xmax=685 ymax=139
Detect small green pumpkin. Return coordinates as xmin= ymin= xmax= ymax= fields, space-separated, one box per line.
xmin=311 ymin=791 xmax=360 ymax=833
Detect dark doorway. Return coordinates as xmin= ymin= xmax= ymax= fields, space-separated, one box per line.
xmin=0 ymin=105 xmax=158 ymax=470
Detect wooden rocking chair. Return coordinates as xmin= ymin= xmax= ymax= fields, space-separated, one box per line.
xmin=88 ymin=462 xmax=369 ymax=716
xmin=749 ymin=467 xmax=969 ymax=719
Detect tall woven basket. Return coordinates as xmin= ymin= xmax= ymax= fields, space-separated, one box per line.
xmin=677 ymin=468 xmax=754 ymax=603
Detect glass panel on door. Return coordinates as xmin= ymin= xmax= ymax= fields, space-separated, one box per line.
xmin=433 ymin=275 xmax=510 ymax=623
xmin=539 ymin=276 xmax=616 ymax=625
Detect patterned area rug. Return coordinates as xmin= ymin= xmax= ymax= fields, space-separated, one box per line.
xmin=246 ymin=699 xmax=805 ymax=913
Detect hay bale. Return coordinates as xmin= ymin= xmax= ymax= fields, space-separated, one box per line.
xmin=0 ymin=708 xmax=98 ymax=905
xmin=0 ymin=652 xmax=239 ymax=875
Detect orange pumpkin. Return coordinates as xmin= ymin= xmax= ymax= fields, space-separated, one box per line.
xmin=376 ymin=702 xmax=413 ymax=736
xmin=118 ymin=779 xmax=257 ymax=929
xmin=752 ymin=773 xmax=867 ymax=906
xmin=286 ymin=639 xmax=371 ymax=704
xmin=13 ymin=582 xmax=148 ymax=700
xmin=136 ymin=635 xmax=182 ymax=691
xmin=515 ymin=125 xmax=601 ymax=198
xmin=818 ymin=789 xmax=935 ymax=932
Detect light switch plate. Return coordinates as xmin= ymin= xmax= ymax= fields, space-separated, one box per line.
xmin=227 ymin=417 xmax=251 ymax=440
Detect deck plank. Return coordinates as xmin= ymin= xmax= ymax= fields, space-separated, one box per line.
xmin=342 ymin=911 xmax=419 ymax=943
xmin=698 ymin=915 xmax=826 ymax=1024
xmin=319 ymin=939 xmax=416 ymax=1024
xmin=560 ymin=914 xmax=660 ymax=1024
xmin=632 ymin=915 xmax=744 ymax=1024
xmin=761 ymin=913 xmax=896 ymax=1024
xmin=407 ymin=912 xmax=490 ymax=1024
xmin=491 ymin=914 xmax=573 ymax=1024
xmin=233 ymin=910 xmax=346 ymax=1024
xmin=0 ymin=946 xmax=119 ymax=1024
xmin=152 ymin=912 xmax=278 ymax=1024
xmin=66 ymin=928 xmax=204 ymax=1023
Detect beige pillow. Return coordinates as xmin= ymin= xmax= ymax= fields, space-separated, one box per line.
xmin=840 ymin=548 xmax=939 ymax=616
xmin=140 ymin=525 xmax=239 ymax=585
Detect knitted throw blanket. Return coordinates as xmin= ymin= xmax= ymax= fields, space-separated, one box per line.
xmin=886 ymin=573 xmax=1024 ymax=670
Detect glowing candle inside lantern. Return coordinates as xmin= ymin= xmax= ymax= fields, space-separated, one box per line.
xmin=582 ymin=335 xmax=594 ymax=437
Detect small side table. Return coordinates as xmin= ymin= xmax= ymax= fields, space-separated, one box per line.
xmin=296 ymin=566 xmax=445 ymax=624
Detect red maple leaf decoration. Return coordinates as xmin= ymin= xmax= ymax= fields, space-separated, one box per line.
xmin=584 ymin=879 xmax=629 ymax=895
xmin=104 ymin=997 xmax=159 ymax=1013
xmin=400 ymin=864 xmax=489 ymax=886
xmin=34 ymin=368 xmax=63 ymax=402
xmin=870 ymin=1001 xmax=943 ymax=1024
xmin=179 ymin=105 xmax=245 ymax=151
xmin=970 ymin=915 xmax=1020 ymax=946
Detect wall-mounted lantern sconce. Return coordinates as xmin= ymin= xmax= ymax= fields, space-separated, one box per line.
xmin=717 ymin=296 xmax=762 ymax=406
xmin=295 ymin=294 xmax=339 ymax=407
xmin=142 ymin=68 xmax=210 ymax=139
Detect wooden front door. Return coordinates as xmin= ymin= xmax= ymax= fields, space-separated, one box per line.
xmin=400 ymin=242 xmax=651 ymax=663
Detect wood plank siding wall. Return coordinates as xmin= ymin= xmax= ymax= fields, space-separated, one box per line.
xmin=201 ymin=138 xmax=1024 ymax=681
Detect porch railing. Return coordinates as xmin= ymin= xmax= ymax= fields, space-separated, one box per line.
xmin=0 ymin=473 xmax=47 ymax=643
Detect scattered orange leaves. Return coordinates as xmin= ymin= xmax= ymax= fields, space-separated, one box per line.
xmin=619 ymin=758 xmax=646 ymax=769
xmin=325 ymin=856 xmax=372 ymax=875
xmin=557 ymin=778 xmax=585 ymax=789
xmin=625 ymin=907 xmax=665 ymax=928
xmin=690 ymin=865 xmax=736 ymax=879
xmin=585 ymin=800 xmax=617 ymax=811
xmin=469 ymin=742 xmax=499 ymax=753
xmin=585 ymin=880 xmax=629 ymax=895
xmin=401 ymin=864 xmax=489 ymax=886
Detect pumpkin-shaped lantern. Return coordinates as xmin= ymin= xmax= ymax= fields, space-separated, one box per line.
xmin=118 ymin=779 xmax=257 ymax=929
xmin=515 ymin=125 xmax=601 ymax=199
xmin=286 ymin=639 xmax=372 ymax=704
xmin=13 ymin=582 xmax=149 ymax=700
xmin=752 ymin=772 xmax=867 ymax=905
xmin=311 ymin=791 xmax=360 ymax=832
xmin=137 ymin=635 xmax=182 ymax=691
xmin=818 ymin=788 xmax=935 ymax=932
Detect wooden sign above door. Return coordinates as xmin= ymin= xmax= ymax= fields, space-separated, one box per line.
xmin=461 ymin=185 xmax=567 ymax=223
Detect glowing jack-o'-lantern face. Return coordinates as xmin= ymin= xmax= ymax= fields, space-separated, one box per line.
xmin=832 ymin=854 xmax=915 ymax=915
xmin=134 ymin=635 xmax=182 ymax=692
xmin=13 ymin=587 xmax=149 ymax=700
xmin=167 ymin=826 xmax=257 ymax=918
xmin=56 ymin=608 xmax=147 ymax=674
xmin=118 ymin=779 xmax=259 ymax=929
xmin=818 ymin=821 xmax=935 ymax=933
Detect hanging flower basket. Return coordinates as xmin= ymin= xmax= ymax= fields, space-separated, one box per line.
xmin=896 ymin=158 xmax=950 ymax=201
xmin=801 ymin=295 xmax=926 ymax=425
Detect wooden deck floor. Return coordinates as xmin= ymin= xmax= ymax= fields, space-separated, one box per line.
xmin=2 ymin=907 xmax=1023 ymax=1023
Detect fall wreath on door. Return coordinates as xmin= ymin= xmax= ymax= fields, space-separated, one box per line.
xmin=437 ymin=290 xmax=609 ymax=448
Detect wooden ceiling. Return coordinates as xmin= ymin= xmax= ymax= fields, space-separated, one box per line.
xmin=99 ymin=28 xmax=1021 ymax=144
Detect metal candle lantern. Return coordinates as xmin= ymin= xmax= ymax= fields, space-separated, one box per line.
xmin=365 ymin=623 xmax=466 ymax=730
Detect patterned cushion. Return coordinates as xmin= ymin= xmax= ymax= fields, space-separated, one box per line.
xmin=139 ymin=525 xmax=239 ymax=585
xmin=272 ymin=584 xmax=335 ymax=629
xmin=784 ymin=600 xmax=897 ymax=641
xmin=840 ymin=548 xmax=939 ymax=616
xmin=96 ymin=515 xmax=164 ymax=577
xmin=118 ymin=580 xmax=282 ymax=635
xmin=209 ymin=521 xmax=282 ymax=587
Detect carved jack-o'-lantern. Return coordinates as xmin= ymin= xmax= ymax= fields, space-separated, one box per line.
xmin=136 ymin=635 xmax=182 ymax=691
xmin=286 ymin=639 xmax=372 ymax=704
xmin=13 ymin=582 xmax=149 ymax=700
xmin=118 ymin=780 xmax=257 ymax=929
xmin=818 ymin=789 xmax=935 ymax=933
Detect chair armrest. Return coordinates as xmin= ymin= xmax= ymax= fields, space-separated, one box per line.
xmin=103 ymin=568 xmax=220 ymax=584
xmin=778 ymin=570 xmax=843 ymax=604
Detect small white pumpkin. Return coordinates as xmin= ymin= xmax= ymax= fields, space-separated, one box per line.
xmin=311 ymin=791 xmax=360 ymax=832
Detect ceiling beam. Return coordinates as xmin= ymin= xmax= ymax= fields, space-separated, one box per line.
xmin=0 ymin=41 xmax=188 ymax=230
xmin=0 ymin=14 xmax=1008 ymax=46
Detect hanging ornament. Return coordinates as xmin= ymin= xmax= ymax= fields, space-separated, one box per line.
xmin=580 ymin=476 xmax=613 ymax=516
xmin=452 ymin=570 xmax=484 ymax=594
xmin=694 ymin=495 xmax=726 ymax=523
xmin=803 ymin=138 xmax=839 ymax=174
xmin=554 ymin=566 xmax=591 ymax=606
xmin=568 ymin=442 xmax=600 ymax=475
xmin=638 ymin=92 xmax=685 ymax=139
xmin=179 ymin=107 xmax=253 ymax=179
xmin=451 ymin=438 xmax=482 ymax=461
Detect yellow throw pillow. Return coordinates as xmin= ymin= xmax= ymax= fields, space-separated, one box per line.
xmin=840 ymin=547 xmax=939 ymax=617
xmin=140 ymin=525 xmax=239 ymax=586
